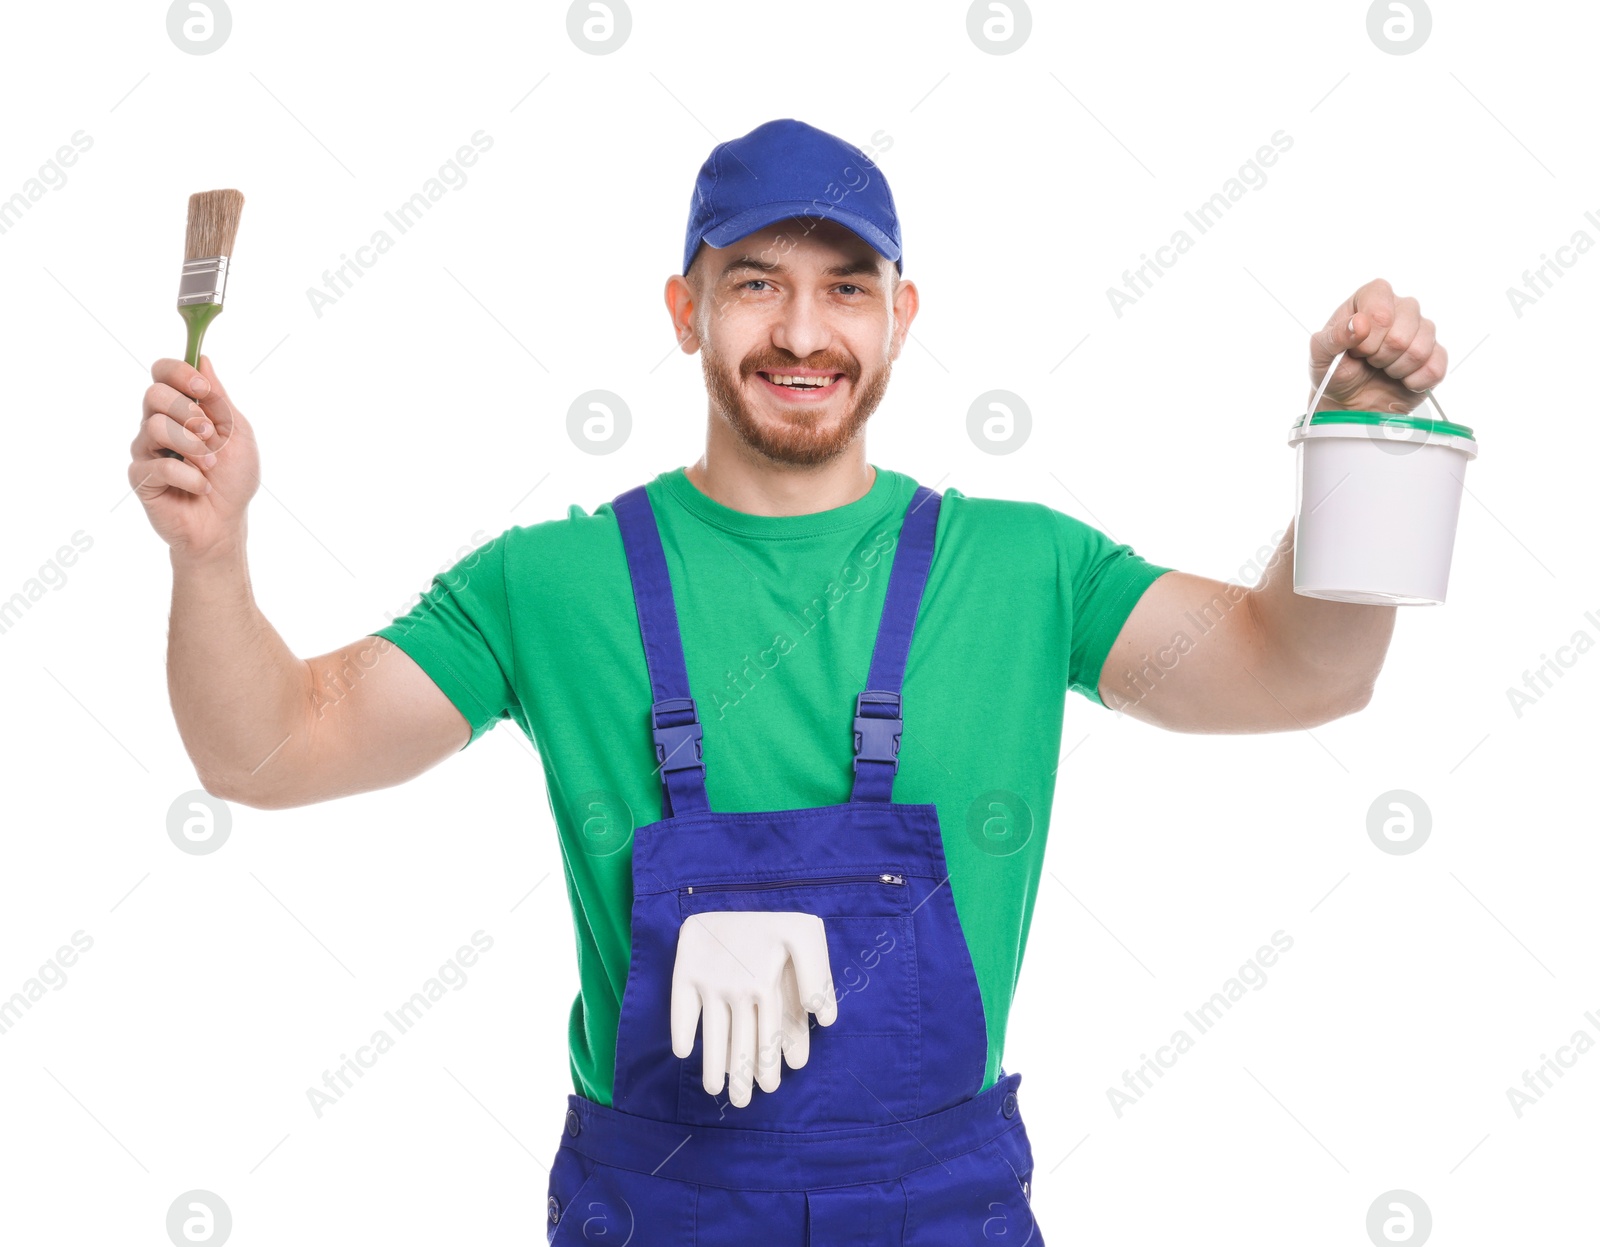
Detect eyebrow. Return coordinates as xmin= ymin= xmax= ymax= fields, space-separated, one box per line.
xmin=719 ymin=255 xmax=884 ymax=282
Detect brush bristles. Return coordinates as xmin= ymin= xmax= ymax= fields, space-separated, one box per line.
xmin=184 ymin=189 xmax=245 ymax=260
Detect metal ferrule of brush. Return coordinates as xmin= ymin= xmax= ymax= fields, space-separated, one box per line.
xmin=178 ymin=255 xmax=230 ymax=307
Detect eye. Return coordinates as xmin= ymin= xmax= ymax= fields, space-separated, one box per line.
xmin=739 ymin=279 xmax=772 ymax=292
xmin=836 ymin=284 xmax=864 ymax=296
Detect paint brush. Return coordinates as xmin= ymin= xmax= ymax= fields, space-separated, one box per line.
xmin=179 ymin=188 xmax=244 ymax=364
xmin=162 ymin=188 xmax=245 ymax=460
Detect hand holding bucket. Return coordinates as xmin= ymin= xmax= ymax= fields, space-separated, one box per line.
xmin=1288 ymin=345 xmax=1479 ymax=605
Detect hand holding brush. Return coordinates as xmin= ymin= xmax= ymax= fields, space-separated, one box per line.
xmin=159 ymin=189 xmax=244 ymax=462
xmin=129 ymin=188 xmax=259 ymax=559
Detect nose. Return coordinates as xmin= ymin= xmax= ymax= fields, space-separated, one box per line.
xmin=768 ymin=290 xmax=831 ymax=363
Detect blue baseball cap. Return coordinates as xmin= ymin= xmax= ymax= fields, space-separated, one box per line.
xmin=682 ymin=118 xmax=902 ymax=282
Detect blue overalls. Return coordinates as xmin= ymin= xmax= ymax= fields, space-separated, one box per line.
xmin=545 ymin=481 xmax=1043 ymax=1246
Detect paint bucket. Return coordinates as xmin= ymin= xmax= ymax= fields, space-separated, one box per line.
xmin=1287 ymin=350 xmax=1479 ymax=605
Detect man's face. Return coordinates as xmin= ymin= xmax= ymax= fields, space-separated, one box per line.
xmin=677 ymin=218 xmax=912 ymax=467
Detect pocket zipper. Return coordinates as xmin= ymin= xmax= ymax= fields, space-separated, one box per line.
xmin=685 ymin=872 xmax=905 ymax=894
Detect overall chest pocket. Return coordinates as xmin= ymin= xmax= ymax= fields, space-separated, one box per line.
xmin=674 ymin=872 xmax=922 ymax=1126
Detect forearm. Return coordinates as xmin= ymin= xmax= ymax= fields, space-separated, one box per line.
xmin=167 ymin=528 xmax=313 ymax=801
xmin=1245 ymin=517 xmax=1396 ymax=713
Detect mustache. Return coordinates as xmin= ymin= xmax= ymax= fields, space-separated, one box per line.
xmin=743 ymin=358 xmax=856 ymax=380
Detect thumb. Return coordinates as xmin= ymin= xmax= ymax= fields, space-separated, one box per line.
xmin=670 ymin=957 xmax=703 ymax=1059
xmin=1309 ymin=313 xmax=1371 ymax=405
xmin=778 ymin=959 xmax=811 ymax=1070
xmin=195 ymin=353 xmax=230 ymax=399
xmin=195 ymin=353 xmax=241 ymax=437
xmin=1311 ymin=309 xmax=1368 ymax=372
xmin=788 ymin=918 xmax=837 ymax=1028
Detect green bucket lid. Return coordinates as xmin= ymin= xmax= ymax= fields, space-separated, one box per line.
xmin=1297 ymin=409 xmax=1476 ymax=442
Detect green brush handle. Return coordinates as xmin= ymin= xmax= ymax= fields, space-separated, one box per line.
xmin=160 ymin=303 xmax=224 ymax=460
xmin=182 ymin=301 xmax=224 ymax=369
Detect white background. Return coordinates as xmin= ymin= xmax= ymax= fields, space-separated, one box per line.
xmin=0 ymin=0 xmax=1593 ymax=1243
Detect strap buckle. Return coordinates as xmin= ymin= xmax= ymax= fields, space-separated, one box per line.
xmin=852 ymin=689 xmax=902 ymax=774
xmin=651 ymin=697 xmax=704 ymax=776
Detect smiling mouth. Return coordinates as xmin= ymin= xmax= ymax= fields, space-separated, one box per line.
xmin=754 ymin=371 xmax=846 ymax=399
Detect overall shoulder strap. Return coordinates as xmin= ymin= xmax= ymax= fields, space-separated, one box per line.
xmin=612 ymin=484 xmax=710 ymax=818
xmin=851 ymin=485 xmax=942 ymax=803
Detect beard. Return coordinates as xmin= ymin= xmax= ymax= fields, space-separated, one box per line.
xmin=699 ymin=340 xmax=893 ymax=468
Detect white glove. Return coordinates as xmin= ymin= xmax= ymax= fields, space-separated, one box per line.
xmin=670 ymin=910 xmax=838 ymax=1107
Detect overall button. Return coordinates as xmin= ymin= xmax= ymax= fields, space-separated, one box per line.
xmin=1002 ymin=1091 xmax=1018 ymax=1119
xmin=565 ymin=1108 xmax=582 ymax=1137
xmin=548 ymin=1195 xmax=560 ymax=1225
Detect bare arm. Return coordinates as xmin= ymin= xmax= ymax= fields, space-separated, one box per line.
xmin=1097 ymin=277 xmax=1445 ymax=733
xmin=168 ymin=539 xmax=468 ymax=808
xmin=136 ymin=355 xmax=468 ymax=809
xmin=1098 ymin=520 xmax=1394 ymax=732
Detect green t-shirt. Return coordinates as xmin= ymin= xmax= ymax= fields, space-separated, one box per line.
xmin=371 ymin=465 xmax=1172 ymax=1106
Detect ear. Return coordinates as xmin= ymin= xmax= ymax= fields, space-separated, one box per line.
xmin=664 ymin=273 xmax=701 ymax=353
xmin=888 ymin=278 xmax=918 ymax=362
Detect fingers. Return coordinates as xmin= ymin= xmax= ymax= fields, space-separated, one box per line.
xmin=151 ymin=357 xmax=212 ymax=402
xmin=788 ymin=916 xmax=838 ymax=1028
xmin=143 ymin=382 xmax=215 ymax=435
xmin=1404 ymin=338 xmax=1448 ymax=394
xmin=727 ymin=999 xmax=757 ymax=1107
xmin=127 ymin=453 xmax=211 ymax=499
xmin=670 ymin=954 xmax=703 ymax=1060
xmin=134 ymin=411 xmax=217 ymax=465
xmin=1382 ymin=314 xmax=1441 ymax=391
xmin=1313 ymin=279 xmax=1446 ymax=403
xmin=193 ymin=355 xmax=240 ymax=440
xmin=1308 ymin=318 xmax=1340 ymax=373
xmin=194 ymin=353 xmax=232 ymax=409
xmin=779 ymin=958 xmax=811 ymax=1070
xmin=1347 ymin=276 xmax=1396 ymax=357
xmin=1309 ymin=316 xmax=1364 ymax=399
xmin=1365 ymin=296 xmax=1420 ymax=373
xmin=152 ymin=355 xmax=237 ymax=441
xmin=1311 ymin=285 xmax=1380 ymax=385
xmin=1348 ymin=280 xmax=1447 ymax=392
xmin=146 ymin=359 xmax=235 ymax=466
xmin=754 ymin=984 xmax=783 ymax=1093
xmin=700 ymin=995 xmax=730 ymax=1097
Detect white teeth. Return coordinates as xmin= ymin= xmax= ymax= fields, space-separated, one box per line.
xmin=766 ymin=374 xmax=832 ymax=387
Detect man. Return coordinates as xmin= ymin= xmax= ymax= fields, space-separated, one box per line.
xmin=130 ymin=118 xmax=1445 ymax=1243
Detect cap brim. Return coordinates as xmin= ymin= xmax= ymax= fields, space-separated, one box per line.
xmin=702 ymin=199 xmax=901 ymax=268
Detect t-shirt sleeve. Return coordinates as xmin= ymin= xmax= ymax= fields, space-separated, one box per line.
xmin=1054 ymin=509 xmax=1174 ymax=708
xmin=368 ymin=531 xmax=518 ymax=749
